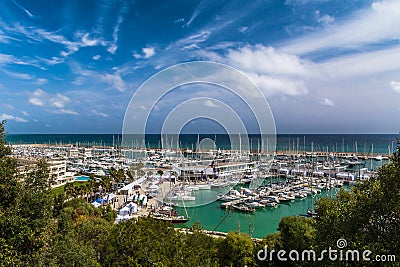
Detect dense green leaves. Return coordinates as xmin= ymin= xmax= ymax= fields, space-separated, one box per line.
xmin=278 ymin=216 xmax=315 ymax=252
xmin=0 ymin=121 xmax=11 ymax=157
xmin=218 ymin=231 xmax=255 ymax=267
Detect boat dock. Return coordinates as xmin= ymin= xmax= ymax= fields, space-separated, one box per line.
xmin=275 ymin=150 xmax=390 ymax=160
xmin=177 ymin=228 xmax=263 ymax=242
xmin=220 ymin=199 xmax=241 ymax=209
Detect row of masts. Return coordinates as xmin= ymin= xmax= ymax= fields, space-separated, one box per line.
xmin=11 ymin=134 xmax=395 ymax=160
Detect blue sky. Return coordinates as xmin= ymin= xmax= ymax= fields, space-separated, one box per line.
xmin=0 ymin=0 xmax=399 ymax=134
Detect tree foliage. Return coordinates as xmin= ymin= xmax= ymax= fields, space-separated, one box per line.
xmin=218 ymin=231 xmax=255 ymax=267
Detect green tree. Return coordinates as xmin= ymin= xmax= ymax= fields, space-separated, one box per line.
xmin=0 ymin=120 xmax=20 ymax=212
xmin=218 ymin=231 xmax=255 ymax=267
xmin=0 ymin=120 xmax=11 ymax=157
xmin=48 ymin=199 xmax=114 ymax=266
xmin=278 ymin=216 xmax=315 ymax=253
xmin=0 ymin=137 xmax=55 ymax=265
xmin=64 ymin=182 xmax=76 ymax=199
xmin=100 ymin=217 xmax=181 ymax=266
xmin=178 ymin=222 xmax=219 ymax=266
xmin=109 ymin=167 xmax=125 ymax=193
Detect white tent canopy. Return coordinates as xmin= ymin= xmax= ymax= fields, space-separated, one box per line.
xmin=119 ymin=206 xmax=130 ymax=216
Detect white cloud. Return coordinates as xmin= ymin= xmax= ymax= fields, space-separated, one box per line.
xmin=244 ymin=72 xmax=308 ymax=97
xmin=186 ymin=0 xmax=208 ymax=26
xmin=0 ymin=54 xmax=15 ymax=64
xmin=108 ymin=15 xmax=124 ymax=54
xmin=0 ymin=53 xmax=44 ymax=69
xmin=91 ymin=109 xmax=109 ymax=118
xmin=199 ymin=44 xmax=311 ymax=97
xmin=71 ymin=63 xmax=129 ymax=92
xmin=4 ymin=70 xmax=33 ymax=80
xmin=0 ymin=113 xmax=14 ymax=120
xmin=227 ymin=44 xmax=309 ymax=76
xmin=315 ymin=10 xmax=335 ymax=25
xmin=174 ymin=18 xmax=185 ymax=24
xmin=390 ymin=81 xmax=400 ymax=93
xmin=320 ymin=97 xmax=335 ymax=107
xmin=108 ymin=44 xmax=118 ymax=54
xmin=28 ymin=89 xmax=78 ymax=115
xmin=38 ymin=56 xmax=64 ymax=65
xmin=57 ymin=109 xmax=78 ymax=115
xmin=93 ymin=55 xmax=101 ymax=60
xmin=282 ymin=0 xmax=400 ymax=55
xmin=1 ymin=23 xmax=108 ymax=58
xmin=239 ymin=26 xmax=248 ymax=33
xmin=11 ymin=0 xmax=35 ymax=18
xmin=34 ymin=78 xmax=48 ymax=85
xmin=28 ymin=97 xmax=43 ymax=106
xmin=52 ymin=94 xmax=70 ymax=108
xmin=166 ymin=30 xmax=211 ymax=51
xmin=108 ymin=3 xmax=131 ymax=55
xmin=21 ymin=111 xmax=29 ymax=116
xmin=142 ymin=47 xmax=156 ymax=59
xmin=318 ymin=46 xmax=400 ymax=79
xmin=204 ymin=99 xmax=218 ymax=108
xmin=0 ymin=113 xmax=27 ymax=122
xmin=15 ymin=117 xmax=28 ymax=122
xmin=3 ymin=104 xmax=14 ymax=110
xmin=101 ymin=73 xmax=127 ymax=92
xmin=80 ymin=33 xmax=104 ymax=47
xmin=133 ymin=47 xmax=156 ymax=59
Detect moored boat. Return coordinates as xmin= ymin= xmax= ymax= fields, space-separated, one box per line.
xmin=231 ymin=204 xmax=255 ymax=213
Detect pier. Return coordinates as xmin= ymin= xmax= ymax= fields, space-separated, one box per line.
xmin=275 ymin=150 xmax=390 ymax=160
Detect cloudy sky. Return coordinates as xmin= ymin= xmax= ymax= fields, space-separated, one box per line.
xmin=0 ymin=0 xmax=399 ymax=134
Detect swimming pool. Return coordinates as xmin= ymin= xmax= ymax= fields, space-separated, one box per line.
xmin=75 ymin=175 xmax=90 ymax=181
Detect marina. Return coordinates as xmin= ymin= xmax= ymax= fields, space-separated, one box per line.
xmin=7 ymin=134 xmax=394 ymax=238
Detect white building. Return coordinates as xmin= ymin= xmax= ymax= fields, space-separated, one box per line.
xmin=17 ymin=158 xmax=75 ymax=188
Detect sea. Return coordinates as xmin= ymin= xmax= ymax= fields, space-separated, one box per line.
xmin=6 ymin=133 xmax=399 ymax=238
xmin=6 ymin=134 xmax=398 ymax=154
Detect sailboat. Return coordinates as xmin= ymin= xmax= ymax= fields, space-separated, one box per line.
xmin=151 ymin=164 xmax=190 ymax=224
xmin=151 ymin=209 xmax=190 ymax=224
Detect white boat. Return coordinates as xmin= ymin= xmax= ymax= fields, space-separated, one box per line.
xmin=197 ymin=184 xmax=211 ymax=190
xmin=219 ymin=194 xmax=240 ymax=201
xmin=167 ymin=195 xmax=196 ymax=201
xmin=210 ymin=182 xmax=228 ymax=189
xmin=186 ymin=185 xmax=199 ymax=191
xmin=260 ymin=201 xmax=277 ymax=207
xmin=231 ymin=204 xmax=255 ymax=213
xmin=245 ymin=201 xmax=265 ymax=209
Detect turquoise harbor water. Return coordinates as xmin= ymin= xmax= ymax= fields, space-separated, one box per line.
xmin=177 ymin=190 xmax=335 ymax=239
xmin=6 ymin=134 xmax=398 ymax=238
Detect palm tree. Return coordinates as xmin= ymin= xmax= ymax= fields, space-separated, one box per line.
xmin=100 ymin=176 xmax=112 ymax=194
xmin=109 ymin=167 xmax=125 ymax=193
xmin=64 ymin=182 xmax=76 ymax=199
xmin=88 ymin=175 xmax=97 ymax=202
xmin=83 ymin=183 xmax=92 ymax=202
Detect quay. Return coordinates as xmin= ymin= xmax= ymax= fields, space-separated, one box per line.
xmin=177 ymin=228 xmax=263 ymax=242
xmin=275 ymin=150 xmax=390 ymax=160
